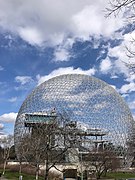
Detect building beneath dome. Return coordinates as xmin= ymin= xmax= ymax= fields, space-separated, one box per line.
xmin=14 ymin=74 xmax=134 ymax=176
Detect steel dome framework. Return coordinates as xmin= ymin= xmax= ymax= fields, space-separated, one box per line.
xmin=14 ymin=74 xmax=134 ymax=165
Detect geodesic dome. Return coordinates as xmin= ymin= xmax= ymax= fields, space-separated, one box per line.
xmin=14 ymin=74 xmax=134 ymax=165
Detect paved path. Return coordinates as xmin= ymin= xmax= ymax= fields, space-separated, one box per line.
xmin=0 ymin=177 xmax=8 ymax=180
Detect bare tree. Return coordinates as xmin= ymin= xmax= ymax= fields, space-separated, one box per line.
xmin=0 ymin=135 xmax=14 ymax=175
xmin=85 ymin=148 xmax=120 ymax=179
xmin=17 ymin=134 xmax=43 ymax=180
xmin=126 ymin=121 xmax=135 ymax=167
xmin=106 ymin=0 xmax=135 ymax=17
xmin=106 ymin=0 xmax=135 ymax=72
xmin=17 ymin=111 xmax=79 ymax=180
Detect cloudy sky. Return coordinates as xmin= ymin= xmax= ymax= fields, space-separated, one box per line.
xmin=0 ymin=0 xmax=135 ymax=135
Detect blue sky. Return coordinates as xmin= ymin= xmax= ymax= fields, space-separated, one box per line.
xmin=0 ymin=0 xmax=135 ymax=135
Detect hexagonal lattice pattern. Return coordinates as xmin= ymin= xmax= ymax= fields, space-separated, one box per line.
xmin=14 ymin=74 xmax=134 ymax=165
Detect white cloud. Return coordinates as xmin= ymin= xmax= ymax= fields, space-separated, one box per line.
xmin=119 ymin=82 xmax=135 ymax=94
xmin=0 ymin=66 xmax=4 ymax=71
xmin=15 ymin=76 xmax=33 ymax=85
xmin=102 ymin=44 xmax=129 ymax=77
xmin=54 ymin=48 xmax=71 ymax=62
xmin=0 ymin=112 xmax=18 ymax=123
xmin=121 ymin=94 xmax=129 ymax=98
xmin=125 ymin=74 xmax=135 ymax=83
xmin=110 ymin=75 xmax=119 ymax=79
xmin=8 ymin=97 xmax=17 ymax=102
xmin=124 ymin=31 xmax=135 ymax=59
xmin=72 ymin=4 xmax=123 ymax=40
xmin=100 ymin=58 xmax=112 ymax=73
xmin=19 ymin=27 xmax=43 ymax=46
xmin=36 ymin=66 xmax=96 ymax=85
xmin=103 ymin=30 xmax=135 ymax=78
xmin=0 ymin=123 xmax=4 ymax=129
xmin=114 ymin=59 xmax=129 ymax=76
xmin=0 ymin=0 xmax=124 ymax=50
xmin=128 ymin=101 xmax=135 ymax=110
xmin=110 ymin=85 xmax=117 ymax=90
xmin=53 ymin=37 xmax=74 ymax=61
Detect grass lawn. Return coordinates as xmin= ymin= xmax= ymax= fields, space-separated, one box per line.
xmin=0 ymin=170 xmax=44 ymax=180
xmin=105 ymin=172 xmax=135 ymax=179
xmin=1 ymin=169 xmax=135 ymax=180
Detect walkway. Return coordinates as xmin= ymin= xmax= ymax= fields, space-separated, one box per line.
xmin=0 ymin=177 xmax=8 ymax=180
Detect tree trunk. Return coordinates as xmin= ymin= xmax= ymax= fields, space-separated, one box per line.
xmin=36 ymin=164 xmax=39 ymax=180
xmin=2 ymin=159 xmax=7 ymax=175
xmin=19 ymin=161 xmax=22 ymax=180
xmin=36 ymin=172 xmax=39 ymax=180
xmin=44 ymin=169 xmax=49 ymax=180
xmin=2 ymin=148 xmax=10 ymax=175
xmin=44 ymin=157 xmax=49 ymax=180
xmin=104 ymin=168 xmax=107 ymax=177
xmin=19 ymin=161 xmax=22 ymax=175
